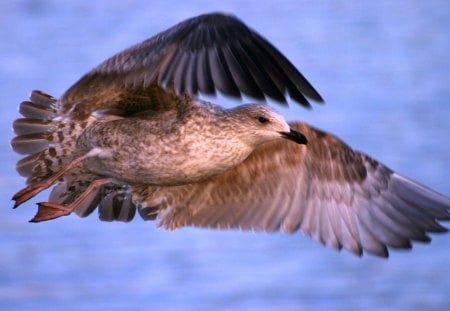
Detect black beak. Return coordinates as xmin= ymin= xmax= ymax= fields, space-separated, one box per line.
xmin=280 ymin=128 xmax=308 ymax=145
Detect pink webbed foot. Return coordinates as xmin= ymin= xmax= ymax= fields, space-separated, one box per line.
xmin=29 ymin=178 xmax=114 ymax=222
xmin=30 ymin=202 xmax=72 ymax=222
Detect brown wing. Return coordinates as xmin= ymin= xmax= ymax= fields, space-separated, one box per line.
xmin=60 ymin=12 xmax=323 ymax=119
xmin=134 ymin=122 xmax=450 ymax=257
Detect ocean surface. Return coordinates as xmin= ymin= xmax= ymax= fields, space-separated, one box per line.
xmin=1 ymin=1 xmax=449 ymax=310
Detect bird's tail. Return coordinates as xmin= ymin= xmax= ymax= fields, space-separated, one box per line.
xmin=11 ymin=90 xmax=137 ymax=220
xmin=11 ymin=91 xmax=95 ymax=211
xmin=11 ymin=90 xmax=89 ymax=185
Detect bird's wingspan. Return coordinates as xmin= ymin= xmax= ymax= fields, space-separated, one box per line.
xmin=60 ymin=13 xmax=323 ymax=119
xmin=135 ymin=122 xmax=450 ymax=257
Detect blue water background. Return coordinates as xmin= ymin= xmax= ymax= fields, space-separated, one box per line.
xmin=0 ymin=1 xmax=449 ymax=310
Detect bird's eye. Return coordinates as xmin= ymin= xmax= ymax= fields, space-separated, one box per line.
xmin=258 ymin=116 xmax=269 ymax=124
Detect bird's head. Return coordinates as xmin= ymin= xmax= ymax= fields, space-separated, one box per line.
xmin=226 ymin=103 xmax=307 ymax=146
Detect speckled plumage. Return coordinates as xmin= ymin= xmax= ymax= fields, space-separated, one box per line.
xmin=78 ymin=100 xmax=298 ymax=185
xmin=11 ymin=13 xmax=450 ymax=258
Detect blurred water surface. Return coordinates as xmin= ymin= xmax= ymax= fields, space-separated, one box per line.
xmin=0 ymin=1 xmax=449 ymax=310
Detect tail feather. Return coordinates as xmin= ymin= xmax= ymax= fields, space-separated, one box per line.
xmin=16 ymin=151 xmax=45 ymax=177
xmin=19 ymin=101 xmax=57 ymax=119
xmin=13 ymin=90 xmax=139 ymax=222
xmin=13 ymin=118 xmax=57 ymax=135
xmin=29 ymin=90 xmax=58 ymax=106
xmin=12 ymin=90 xmax=92 ymax=185
xmin=11 ymin=133 xmax=53 ymax=155
xmin=19 ymin=91 xmax=57 ymax=119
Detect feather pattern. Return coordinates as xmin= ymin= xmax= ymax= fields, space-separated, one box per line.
xmin=130 ymin=123 xmax=450 ymax=257
xmin=60 ymin=13 xmax=323 ymax=119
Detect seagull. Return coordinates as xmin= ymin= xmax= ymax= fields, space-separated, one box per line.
xmin=11 ymin=12 xmax=449 ymax=257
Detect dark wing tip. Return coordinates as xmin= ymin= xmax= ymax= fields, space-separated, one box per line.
xmin=59 ymin=12 xmax=324 ymax=118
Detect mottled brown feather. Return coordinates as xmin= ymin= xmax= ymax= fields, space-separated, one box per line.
xmin=132 ymin=122 xmax=449 ymax=257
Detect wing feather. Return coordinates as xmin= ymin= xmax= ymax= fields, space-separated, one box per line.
xmin=136 ymin=122 xmax=449 ymax=257
xmin=59 ymin=13 xmax=322 ymax=119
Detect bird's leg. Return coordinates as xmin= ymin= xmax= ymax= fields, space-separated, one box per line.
xmin=30 ymin=178 xmax=113 ymax=222
xmin=12 ymin=148 xmax=103 ymax=208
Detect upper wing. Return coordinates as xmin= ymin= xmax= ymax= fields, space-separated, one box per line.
xmin=60 ymin=12 xmax=323 ymax=119
xmin=134 ymin=122 xmax=450 ymax=257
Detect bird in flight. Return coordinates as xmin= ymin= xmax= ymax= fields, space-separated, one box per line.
xmin=11 ymin=12 xmax=449 ymax=258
